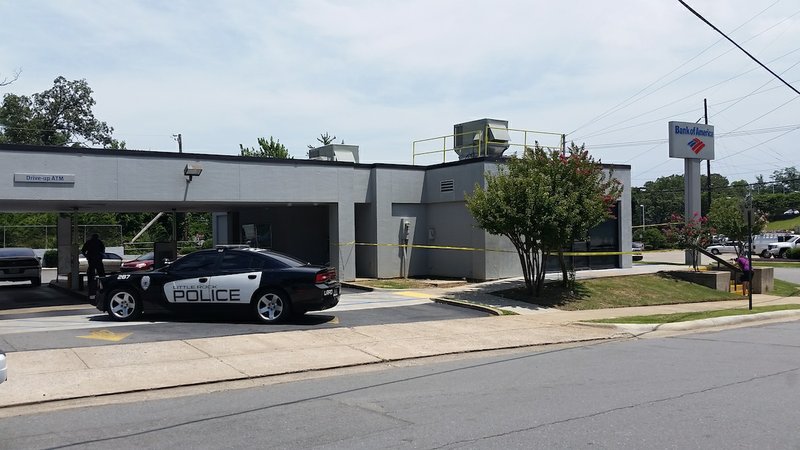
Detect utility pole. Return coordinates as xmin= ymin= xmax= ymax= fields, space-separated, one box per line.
xmin=704 ymin=99 xmax=711 ymax=215
xmin=174 ymin=133 xmax=183 ymax=153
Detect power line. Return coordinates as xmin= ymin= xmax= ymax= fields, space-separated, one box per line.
xmin=568 ymin=1 xmax=783 ymax=137
xmin=679 ymin=0 xmax=800 ymax=96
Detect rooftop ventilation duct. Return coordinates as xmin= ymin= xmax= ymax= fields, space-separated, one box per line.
xmin=308 ymin=144 xmax=360 ymax=163
xmin=453 ymin=119 xmax=510 ymax=160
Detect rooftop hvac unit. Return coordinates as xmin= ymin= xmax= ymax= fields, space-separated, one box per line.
xmin=308 ymin=144 xmax=360 ymax=163
xmin=453 ymin=119 xmax=510 ymax=160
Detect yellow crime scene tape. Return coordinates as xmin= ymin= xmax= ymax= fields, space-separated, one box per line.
xmin=337 ymin=241 xmax=652 ymax=256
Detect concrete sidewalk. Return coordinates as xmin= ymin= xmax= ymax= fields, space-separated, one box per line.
xmin=2 ymin=261 xmax=799 ymax=410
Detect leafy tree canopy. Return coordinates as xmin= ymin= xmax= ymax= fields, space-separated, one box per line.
xmin=708 ymin=196 xmax=767 ymax=251
xmin=0 ymin=76 xmax=121 ymax=148
xmin=466 ymin=144 xmax=621 ymax=296
xmin=308 ymin=132 xmax=338 ymax=149
xmin=239 ymin=136 xmax=291 ymax=159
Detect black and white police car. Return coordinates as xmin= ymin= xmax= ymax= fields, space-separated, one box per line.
xmin=95 ymin=247 xmax=340 ymax=324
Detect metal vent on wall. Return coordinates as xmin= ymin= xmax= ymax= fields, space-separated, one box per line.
xmin=440 ymin=179 xmax=454 ymax=192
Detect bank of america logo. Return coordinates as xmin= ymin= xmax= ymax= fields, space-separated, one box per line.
xmin=687 ymin=138 xmax=705 ymax=154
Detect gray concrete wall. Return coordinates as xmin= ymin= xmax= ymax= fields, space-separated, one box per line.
xmin=370 ymin=167 xmax=426 ymax=278
xmin=0 ymin=145 xmax=631 ymax=282
xmin=613 ymin=165 xmax=634 ymax=269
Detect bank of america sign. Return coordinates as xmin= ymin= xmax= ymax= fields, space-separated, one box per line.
xmin=668 ymin=121 xmax=715 ymax=160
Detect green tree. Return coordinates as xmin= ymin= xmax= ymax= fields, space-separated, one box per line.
xmin=540 ymin=143 xmax=623 ymax=286
xmin=239 ymin=136 xmax=291 ymax=158
xmin=772 ymin=166 xmax=800 ymax=192
xmin=638 ymin=175 xmax=684 ymax=226
xmin=307 ymin=132 xmax=337 ymax=149
xmin=466 ymin=144 xmax=621 ymax=296
xmin=665 ymin=213 xmax=713 ymax=271
xmin=0 ymin=76 xmax=117 ymax=147
xmin=708 ymin=196 xmax=767 ymax=255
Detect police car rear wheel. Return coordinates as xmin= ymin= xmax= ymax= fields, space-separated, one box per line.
xmin=107 ymin=288 xmax=142 ymax=321
xmin=252 ymin=289 xmax=291 ymax=324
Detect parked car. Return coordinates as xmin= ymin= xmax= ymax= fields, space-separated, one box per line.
xmin=120 ymin=252 xmax=155 ymax=272
xmin=768 ymin=235 xmax=800 ymax=258
xmin=632 ymin=241 xmax=644 ymax=261
xmin=0 ymin=247 xmax=42 ymax=286
xmin=79 ymin=252 xmax=123 ymax=274
xmin=0 ymin=349 xmax=6 ymax=384
xmin=751 ymin=234 xmax=785 ymax=258
xmin=705 ymin=241 xmax=745 ymax=255
xmin=96 ymin=247 xmax=340 ymax=324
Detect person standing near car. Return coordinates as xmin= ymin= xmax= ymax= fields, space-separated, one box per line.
xmin=81 ymin=233 xmax=105 ymax=298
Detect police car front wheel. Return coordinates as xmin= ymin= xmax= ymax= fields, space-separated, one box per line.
xmin=252 ymin=289 xmax=291 ymax=324
xmin=107 ymin=288 xmax=143 ymax=321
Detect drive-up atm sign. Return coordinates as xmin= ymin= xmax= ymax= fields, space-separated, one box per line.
xmin=668 ymin=121 xmax=715 ymax=160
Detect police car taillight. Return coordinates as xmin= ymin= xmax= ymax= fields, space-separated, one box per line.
xmin=315 ymin=269 xmax=336 ymax=284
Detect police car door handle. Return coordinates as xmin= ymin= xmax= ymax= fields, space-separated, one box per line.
xmin=248 ymin=275 xmax=257 ymax=279
xmin=198 ymin=278 xmax=208 ymax=283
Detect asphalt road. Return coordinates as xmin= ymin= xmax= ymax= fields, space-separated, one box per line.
xmin=0 ymin=282 xmax=486 ymax=352
xmin=4 ymin=321 xmax=800 ymax=448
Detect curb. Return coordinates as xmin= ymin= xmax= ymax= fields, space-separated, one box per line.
xmin=589 ymin=309 xmax=800 ymax=334
xmin=432 ymin=297 xmax=509 ymax=316
xmin=340 ymin=282 xmax=374 ymax=292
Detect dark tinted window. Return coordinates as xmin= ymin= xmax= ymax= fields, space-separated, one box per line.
xmin=169 ymin=251 xmax=219 ymax=272
xmin=256 ymin=250 xmax=307 ymax=267
xmin=0 ymin=248 xmax=35 ymax=257
xmin=221 ymin=252 xmax=261 ymax=271
xmin=260 ymin=254 xmax=289 ymax=270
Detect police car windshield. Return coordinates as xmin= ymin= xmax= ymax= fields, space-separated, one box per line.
xmin=256 ymin=250 xmax=308 ymax=267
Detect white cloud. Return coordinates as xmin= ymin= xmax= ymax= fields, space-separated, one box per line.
xmin=1 ymin=0 xmax=799 ymax=183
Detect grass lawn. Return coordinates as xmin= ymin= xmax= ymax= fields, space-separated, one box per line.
xmin=765 ymin=216 xmax=800 ymax=232
xmin=753 ymin=260 xmax=800 ymax=268
xmin=492 ymin=273 xmax=741 ymax=311
xmin=772 ymin=278 xmax=800 ymax=297
xmin=589 ymin=304 xmax=800 ymax=324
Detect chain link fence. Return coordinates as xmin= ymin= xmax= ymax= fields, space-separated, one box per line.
xmin=1 ymin=225 xmax=123 ymax=249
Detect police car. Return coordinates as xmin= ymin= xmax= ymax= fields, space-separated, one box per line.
xmin=95 ymin=247 xmax=340 ymax=324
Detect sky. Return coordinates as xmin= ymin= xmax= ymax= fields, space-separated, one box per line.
xmin=1 ymin=0 xmax=799 ymax=187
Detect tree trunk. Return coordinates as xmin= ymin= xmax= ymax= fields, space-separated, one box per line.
xmin=558 ymin=250 xmax=568 ymax=287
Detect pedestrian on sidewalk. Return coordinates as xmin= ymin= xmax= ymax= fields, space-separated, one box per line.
xmin=81 ymin=233 xmax=105 ymax=298
xmin=734 ymin=254 xmax=752 ymax=296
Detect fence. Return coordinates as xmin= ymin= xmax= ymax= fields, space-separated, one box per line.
xmin=1 ymin=225 xmax=123 ymax=249
xmin=412 ymin=126 xmax=565 ymax=165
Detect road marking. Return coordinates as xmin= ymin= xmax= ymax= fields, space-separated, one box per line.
xmin=0 ymin=304 xmax=90 ymax=316
xmin=396 ymin=291 xmax=432 ymax=299
xmin=0 ymin=314 xmax=162 ymax=335
xmin=78 ymin=329 xmax=132 ymax=342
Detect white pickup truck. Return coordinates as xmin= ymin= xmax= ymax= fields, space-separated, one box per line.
xmin=768 ymin=235 xmax=800 ymax=258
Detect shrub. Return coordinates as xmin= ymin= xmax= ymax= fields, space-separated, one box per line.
xmin=787 ymin=246 xmax=800 ymax=259
xmin=179 ymin=246 xmax=198 ymax=255
xmin=640 ymin=227 xmax=667 ymax=250
xmin=43 ymin=249 xmax=58 ymax=268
